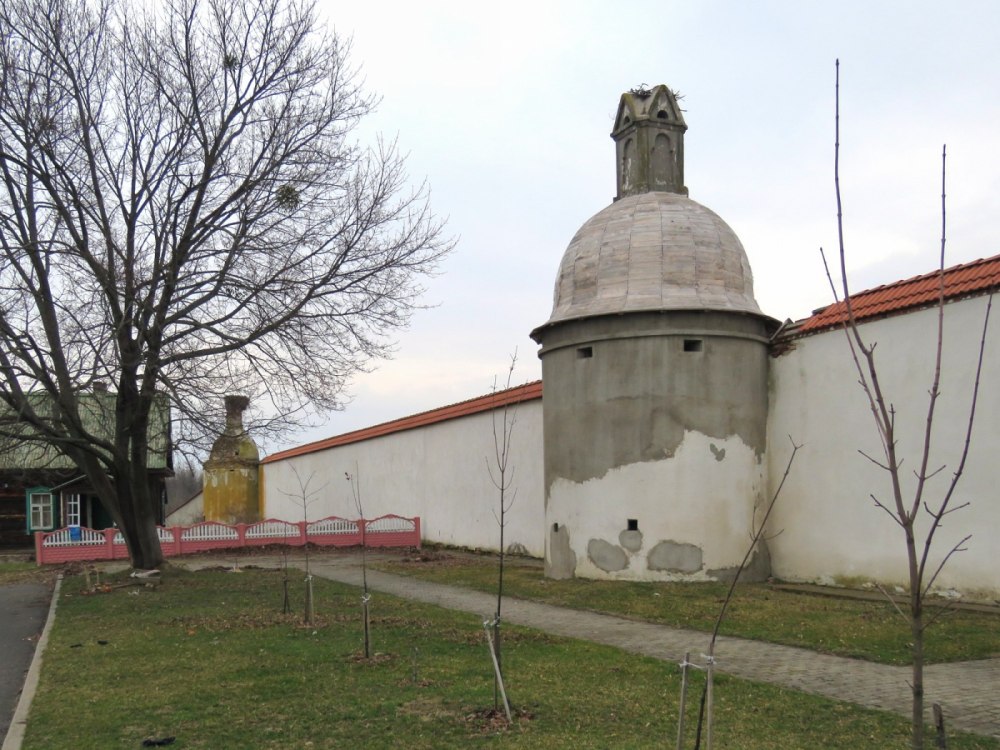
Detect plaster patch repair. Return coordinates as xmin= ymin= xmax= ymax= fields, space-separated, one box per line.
xmin=648 ymin=539 xmax=703 ymax=573
xmin=709 ymin=443 xmax=726 ymax=461
xmin=619 ymin=528 xmax=643 ymax=552
xmin=708 ymin=539 xmax=771 ymax=583
xmin=588 ymin=538 xmax=628 ymax=572
xmin=546 ymin=523 xmax=576 ymax=579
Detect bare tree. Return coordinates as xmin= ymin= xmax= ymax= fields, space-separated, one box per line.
xmin=0 ymin=0 xmax=450 ymax=569
xmin=484 ymin=351 xmax=519 ymax=721
xmin=822 ymin=60 xmax=992 ymax=749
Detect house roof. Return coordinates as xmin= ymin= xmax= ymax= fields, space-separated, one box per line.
xmin=263 ymin=380 xmax=543 ymax=463
xmin=0 ymin=390 xmax=171 ymax=472
xmin=795 ymin=254 xmax=1000 ymax=336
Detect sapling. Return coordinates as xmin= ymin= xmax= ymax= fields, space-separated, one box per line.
xmin=683 ymin=439 xmax=799 ymax=750
xmin=280 ymin=466 xmax=325 ymax=625
xmin=818 ymin=60 xmax=993 ymax=749
xmin=484 ymin=351 xmax=520 ymax=720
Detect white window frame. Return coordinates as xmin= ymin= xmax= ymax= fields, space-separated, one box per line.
xmin=64 ymin=492 xmax=81 ymax=527
xmin=29 ymin=491 xmax=55 ymax=531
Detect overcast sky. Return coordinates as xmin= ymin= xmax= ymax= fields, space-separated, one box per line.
xmin=273 ymin=0 xmax=1000 ymax=451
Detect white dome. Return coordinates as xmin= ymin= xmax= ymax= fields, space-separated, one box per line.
xmin=545 ymin=191 xmax=763 ymax=325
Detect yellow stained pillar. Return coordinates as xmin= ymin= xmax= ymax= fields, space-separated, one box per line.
xmin=203 ymin=395 xmax=261 ymax=524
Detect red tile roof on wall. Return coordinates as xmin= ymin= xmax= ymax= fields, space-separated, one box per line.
xmin=263 ymin=380 xmax=543 ymax=463
xmin=796 ymin=254 xmax=1000 ymax=335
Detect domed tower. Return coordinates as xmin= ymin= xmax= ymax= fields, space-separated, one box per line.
xmin=203 ymin=395 xmax=261 ymax=525
xmin=531 ymin=85 xmax=776 ymax=581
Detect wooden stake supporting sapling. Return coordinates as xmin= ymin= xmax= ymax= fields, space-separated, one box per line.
xmin=281 ymin=547 xmax=291 ymax=615
xmin=482 ymin=616 xmax=512 ymax=723
xmin=346 ymin=465 xmax=371 ymax=658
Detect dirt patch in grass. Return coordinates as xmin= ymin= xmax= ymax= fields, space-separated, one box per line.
xmin=347 ymin=651 xmax=395 ymax=664
xmin=396 ymin=696 xmax=461 ymax=721
xmin=463 ymin=706 xmax=536 ymax=735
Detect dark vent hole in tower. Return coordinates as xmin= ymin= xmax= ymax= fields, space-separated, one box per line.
xmin=657 ymin=110 xmax=668 ymax=119
xmin=577 ymin=346 xmax=593 ymax=359
xmin=683 ymin=339 xmax=703 ymax=352
xmin=627 ymin=518 xmax=638 ymax=531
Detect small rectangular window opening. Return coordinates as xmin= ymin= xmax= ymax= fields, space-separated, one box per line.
xmin=627 ymin=518 xmax=638 ymax=531
xmin=683 ymin=339 xmax=703 ymax=352
xmin=577 ymin=346 xmax=593 ymax=359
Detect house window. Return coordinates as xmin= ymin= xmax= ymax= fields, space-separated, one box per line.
xmin=29 ymin=492 xmax=54 ymax=530
xmin=65 ymin=493 xmax=81 ymax=527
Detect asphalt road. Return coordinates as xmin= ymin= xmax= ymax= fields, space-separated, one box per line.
xmin=0 ymin=583 xmax=50 ymax=743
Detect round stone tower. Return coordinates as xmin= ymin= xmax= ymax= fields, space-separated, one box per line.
xmin=530 ymin=85 xmax=776 ymax=581
xmin=203 ymin=395 xmax=261 ymax=525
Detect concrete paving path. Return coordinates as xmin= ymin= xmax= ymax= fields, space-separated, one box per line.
xmin=0 ymin=583 xmax=51 ymax=745
xmin=175 ymin=553 xmax=1000 ymax=740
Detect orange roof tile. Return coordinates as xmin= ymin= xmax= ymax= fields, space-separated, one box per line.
xmin=797 ymin=254 xmax=1000 ymax=335
xmin=263 ymin=380 xmax=543 ymax=463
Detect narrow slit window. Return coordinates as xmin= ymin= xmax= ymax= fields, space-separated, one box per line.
xmin=577 ymin=346 xmax=593 ymax=359
xmin=683 ymin=339 xmax=703 ymax=352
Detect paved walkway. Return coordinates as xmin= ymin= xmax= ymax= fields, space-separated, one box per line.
xmin=175 ymin=553 xmax=1000 ymax=740
xmin=0 ymin=583 xmax=50 ymax=745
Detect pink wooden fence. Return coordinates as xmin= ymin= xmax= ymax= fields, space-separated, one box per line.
xmin=34 ymin=514 xmax=421 ymax=565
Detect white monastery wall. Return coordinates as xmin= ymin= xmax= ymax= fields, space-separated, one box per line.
xmin=261 ymin=400 xmax=545 ymax=556
xmin=165 ymin=491 xmax=204 ymax=527
xmin=767 ymin=295 xmax=999 ymax=597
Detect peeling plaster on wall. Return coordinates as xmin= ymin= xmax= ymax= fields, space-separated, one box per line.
xmin=546 ymin=523 xmax=576 ymax=579
xmin=546 ymin=430 xmax=765 ymax=581
xmin=537 ymin=312 xmax=771 ymax=487
xmin=648 ymin=539 xmax=703 ymax=573
xmin=709 ymin=444 xmax=726 ymax=462
xmin=588 ymin=538 xmax=629 ymax=572
xmin=707 ymin=539 xmax=771 ymax=583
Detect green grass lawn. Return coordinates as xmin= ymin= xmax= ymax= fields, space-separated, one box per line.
xmin=21 ymin=567 xmax=999 ymax=749
xmin=375 ymin=552 xmax=1000 ymax=665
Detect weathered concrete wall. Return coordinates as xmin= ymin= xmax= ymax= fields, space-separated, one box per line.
xmin=537 ymin=311 xmax=771 ymax=580
xmin=767 ymin=295 xmax=1000 ymax=598
xmin=166 ymin=491 xmax=204 ymax=527
xmin=261 ymin=401 xmax=545 ymax=556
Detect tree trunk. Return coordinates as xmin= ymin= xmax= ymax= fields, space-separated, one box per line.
xmin=111 ymin=442 xmax=165 ymax=570
xmin=117 ymin=479 xmax=165 ymax=570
